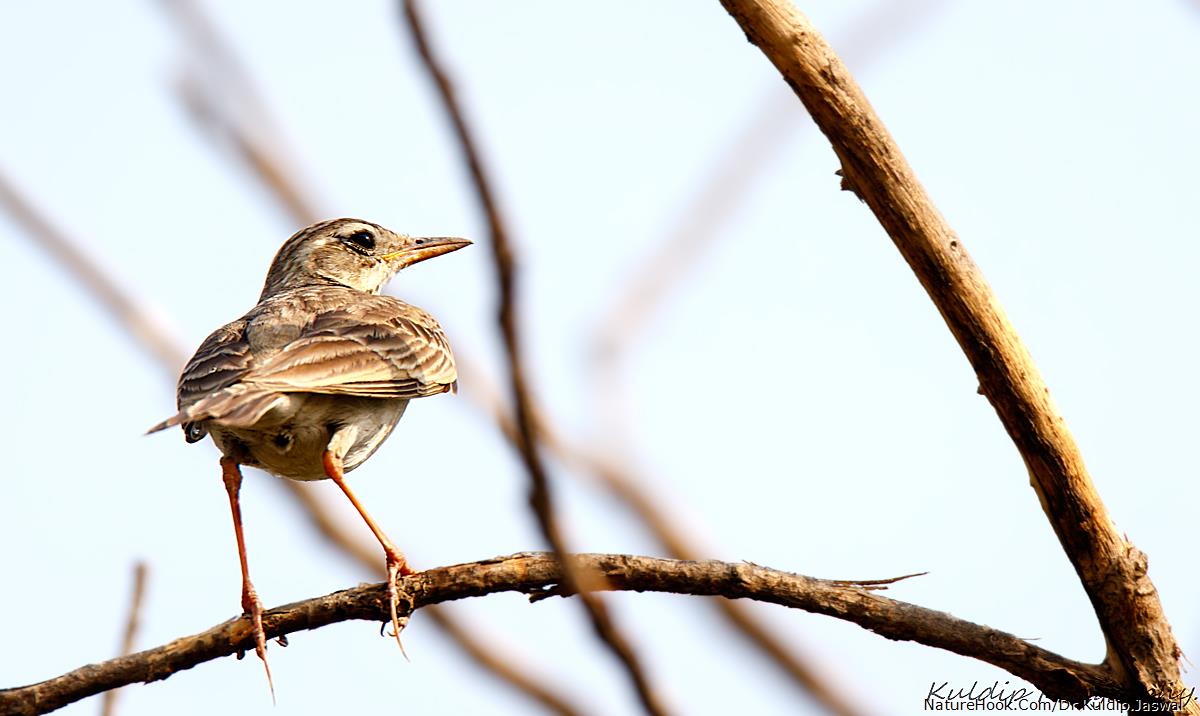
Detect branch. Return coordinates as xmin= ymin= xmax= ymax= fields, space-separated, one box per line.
xmin=1 ymin=553 xmax=1128 ymax=716
xmin=398 ymin=3 xmax=668 ymax=714
xmin=716 ymin=0 xmax=1190 ymax=709
xmin=174 ymin=71 xmax=322 ymax=226
xmin=160 ymin=0 xmax=323 ymax=226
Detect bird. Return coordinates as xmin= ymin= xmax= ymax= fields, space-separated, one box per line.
xmin=148 ymin=218 xmax=469 ymax=691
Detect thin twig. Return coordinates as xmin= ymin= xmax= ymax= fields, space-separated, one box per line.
xmin=398 ymin=3 xmax=668 ymax=714
xmin=2 ymin=552 xmax=1136 ymax=716
xmin=98 ymin=562 xmax=149 ymax=716
xmin=717 ymin=0 xmax=1191 ymax=710
xmin=829 ymin=571 xmax=929 ymax=589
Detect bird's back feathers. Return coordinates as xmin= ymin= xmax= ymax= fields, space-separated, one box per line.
xmin=147 ymin=286 xmax=456 ymax=435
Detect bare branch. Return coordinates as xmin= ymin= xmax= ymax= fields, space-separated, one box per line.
xmin=716 ymin=0 xmax=1191 ymax=710
xmin=173 ymin=71 xmax=322 ymax=227
xmin=397 ymin=3 xmax=668 ymax=714
xmin=1 ymin=552 xmax=1130 ymax=716
xmin=98 ymin=562 xmax=149 ymax=716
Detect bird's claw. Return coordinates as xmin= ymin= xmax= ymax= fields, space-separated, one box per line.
xmin=241 ymin=588 xmax=275 ymax=702
xmin=385 ymin=556 xmax=413 ymax=661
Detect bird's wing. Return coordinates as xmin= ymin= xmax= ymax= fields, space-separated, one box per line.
xmin=239 ymin=303 xmax=457 ymax=400
xmin=146 ymin=297 xmax=456 ymax=435
xmin=146 ymin=318 xmax=256 ymax=434
xmin=176 ymin=319 xmax=256 ymax=409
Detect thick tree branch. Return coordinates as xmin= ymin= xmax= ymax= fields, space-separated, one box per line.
xmin=717 ymin=0 xmax=1190 ymax=709
xmin=0 ymin=553 xmax=1128 ymax=716
xmin=398 ymin=3 xmax=668 ymax=715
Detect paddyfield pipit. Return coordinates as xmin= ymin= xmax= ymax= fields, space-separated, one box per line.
xmin=148 ymin=218 xmax=469 ymax=687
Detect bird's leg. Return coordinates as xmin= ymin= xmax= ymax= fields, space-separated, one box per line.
xmin=220 ymin=457 xmax=274 ymax=699
xmin=322 ymin=449 xmax=413 ymax=654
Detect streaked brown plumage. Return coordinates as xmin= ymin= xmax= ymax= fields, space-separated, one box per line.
xmin=148 ymin=218 xmax=469 ymax=691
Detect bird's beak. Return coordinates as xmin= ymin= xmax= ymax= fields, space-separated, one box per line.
xmin=380 ymin=237 xmax=472 ymax=269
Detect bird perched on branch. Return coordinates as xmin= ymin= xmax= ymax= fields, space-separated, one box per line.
xmin=148 ymin=218 xmax=469 ymax=692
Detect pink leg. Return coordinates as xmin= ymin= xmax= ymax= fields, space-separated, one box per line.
xmin=221 ymin=457 xmax=274 ymax=698
xmin=323 ymin=450 xmax=413 ymax=652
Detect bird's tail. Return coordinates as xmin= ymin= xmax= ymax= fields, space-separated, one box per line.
xmin=145 ymin=385 xmax=287 ymax=436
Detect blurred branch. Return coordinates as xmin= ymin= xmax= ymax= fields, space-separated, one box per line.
xmin=98 ymin=562 xmax=149 ymax=716
xmin=591 ymin=0 xmax=946 ymax=437
xmin=0 ymin=172 xmax=186 ymax=371
xmin=159 ymin=0 xmax=323 ymax=225
xmin=0 ymin=169 xmax=583 ymax=716
xmin=459 ymin=361 xmax=864 ymax=716
xmin=2 ymin=552 xmax=1131 ymax=716
xmin=717 ymin=0 xmax=1192 ymax=711
xmin=398 ymin=2 xmax=668 ymax=714
xmin=175 ymin=71 xmax=322 ymax=226
xmin=592 ymin=86 xmax=795 ymax=368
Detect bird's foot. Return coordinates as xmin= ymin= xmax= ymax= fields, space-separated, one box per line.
xmin=384 ymin=551 xmax=415 ymax=660
xmin=241 ymin=584 xmax=275 ymax=702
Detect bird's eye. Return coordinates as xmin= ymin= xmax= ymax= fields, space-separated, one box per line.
xmin=342 ymin=230 xmax=376 ymax=253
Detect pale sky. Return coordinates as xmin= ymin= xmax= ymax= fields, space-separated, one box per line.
xmin=1 ymin=2 xmax=1198 ymax=715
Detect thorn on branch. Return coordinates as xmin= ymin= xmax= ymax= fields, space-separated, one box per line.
xmin=830 ymin=571 xmax=929 ymax=591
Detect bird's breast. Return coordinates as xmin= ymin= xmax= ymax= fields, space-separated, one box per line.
xmin=210 ymin=395 xmax=409 ymax=481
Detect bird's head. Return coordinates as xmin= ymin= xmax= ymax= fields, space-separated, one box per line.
xmin=259 ymin=218 xmax=471 ymax=299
